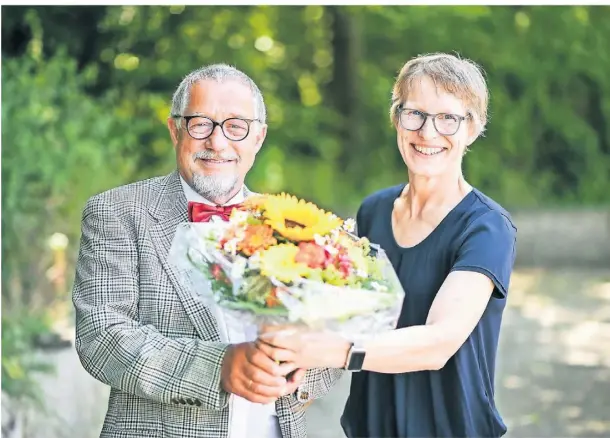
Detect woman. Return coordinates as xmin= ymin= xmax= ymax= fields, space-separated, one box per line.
xmin=259 ymin=52 xmax=517 ymax=437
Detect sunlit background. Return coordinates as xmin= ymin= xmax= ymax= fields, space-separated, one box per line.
xmin=2 ymin=5 xmax=609 ymax=438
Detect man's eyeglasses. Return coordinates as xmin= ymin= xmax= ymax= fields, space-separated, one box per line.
xmin=396 ymin=106 xmax=470 ymax=136
xmin=172 ymin=115 xmax=261 ymax=141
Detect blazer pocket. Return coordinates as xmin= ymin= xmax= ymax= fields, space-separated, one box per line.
xmin=101 ymin=428 xmax=161 ymax=438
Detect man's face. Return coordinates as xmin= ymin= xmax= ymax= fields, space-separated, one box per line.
xmin=168 ymin=79 xmax=267 ymax=204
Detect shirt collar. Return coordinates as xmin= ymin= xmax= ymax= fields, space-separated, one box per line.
xmin=179 ymin=175 xmax=246 ymax=206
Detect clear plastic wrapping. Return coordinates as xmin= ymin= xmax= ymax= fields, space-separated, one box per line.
xmin=168 ymin=194 xmax=405 ymax=342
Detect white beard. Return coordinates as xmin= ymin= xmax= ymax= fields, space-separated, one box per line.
xmin=191 ymin=172 xmax=239 ymax=203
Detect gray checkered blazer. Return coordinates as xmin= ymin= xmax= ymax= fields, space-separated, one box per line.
xmin=73 ymin=171 xmax=344 ymax=438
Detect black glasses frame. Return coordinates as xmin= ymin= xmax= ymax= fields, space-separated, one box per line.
xmin=396 ymin=106 xmax=470 ymax=136
xmin=172 ymin=115 xmax=261 ymax=141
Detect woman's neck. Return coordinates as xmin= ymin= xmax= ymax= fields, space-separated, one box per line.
xmin=401 ymin=171 xmax=471 ymax=220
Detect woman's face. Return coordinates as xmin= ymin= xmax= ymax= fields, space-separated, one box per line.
xmin=396 ymin=76 xmax=477 ymax=179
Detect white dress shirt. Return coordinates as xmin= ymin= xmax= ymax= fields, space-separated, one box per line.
xmin=180 ymin=176 xmax=282 ymax=438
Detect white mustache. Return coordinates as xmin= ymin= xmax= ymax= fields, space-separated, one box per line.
xmin=193 ymin=151 xmax=239 ymax=161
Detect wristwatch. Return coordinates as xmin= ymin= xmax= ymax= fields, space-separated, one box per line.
xmin=344 ymin=340 xmax=366 ymax=371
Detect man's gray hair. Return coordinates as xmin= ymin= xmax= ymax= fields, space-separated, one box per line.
xmin=170 ymin=64 xmax=267 ymax=128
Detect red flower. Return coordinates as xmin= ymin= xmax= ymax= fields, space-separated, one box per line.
xmin=210 ymin=263 xmax=231 ymax=285
xmin=338 ymin=255 xmax=352 ymax=278
xmin=210 ymin=263 xmax=223 ymax=280
xmin=295 ymin=242 xmax=327 ymax=269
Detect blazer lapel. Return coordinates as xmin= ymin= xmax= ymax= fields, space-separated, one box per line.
xmin=148 ymin=171 xmax=221 ymax=341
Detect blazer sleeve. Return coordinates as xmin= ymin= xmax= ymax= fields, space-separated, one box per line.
xmin=295 ymin=367 xmax=345 ymax=404
xmin=72 ymin=194 xmax=230 ymax=410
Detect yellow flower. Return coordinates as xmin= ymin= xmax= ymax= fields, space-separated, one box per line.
xmin=241 ymin=194 xmax=268 ymax=212
xmin=258 ymin=244 xmax=311 ymax=283
xmin=263 ymin=193 xmax=343 ymax=242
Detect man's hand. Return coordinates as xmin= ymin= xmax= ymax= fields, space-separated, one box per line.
xmin=221 ymin=342 xmax=299 ymax=404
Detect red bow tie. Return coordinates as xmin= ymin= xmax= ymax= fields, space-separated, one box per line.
xmin=188 ymin=201 xmax=243 ymax=223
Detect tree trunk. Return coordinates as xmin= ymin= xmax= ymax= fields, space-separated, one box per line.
xmin=328 ymin=7 xmax=362 ymax=181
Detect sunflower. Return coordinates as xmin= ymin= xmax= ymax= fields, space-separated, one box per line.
xmin=262 ymin=193 xmax=343 ymax=242
xmin=258 ymin=244 xmax=311 ymax=283
xmin=241 ymin=194 xmax=268 ymax=213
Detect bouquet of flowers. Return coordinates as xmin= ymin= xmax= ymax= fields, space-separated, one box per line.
xmin=168 ymin=193 xmax=404 ymax=340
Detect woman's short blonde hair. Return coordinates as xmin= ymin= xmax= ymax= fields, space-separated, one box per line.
xmin=390 ymin=53 xmax=489 ymax=136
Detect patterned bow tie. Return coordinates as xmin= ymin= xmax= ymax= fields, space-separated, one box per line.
xmin=187 ymin=201 xmax=243 ymax=223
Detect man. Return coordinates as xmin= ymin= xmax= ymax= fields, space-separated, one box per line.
xmin=73 ymin=64 xmax=343 ymax=438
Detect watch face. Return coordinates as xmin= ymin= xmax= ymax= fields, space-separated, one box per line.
xmin=347 ymin=351 xmax=366 ymax=371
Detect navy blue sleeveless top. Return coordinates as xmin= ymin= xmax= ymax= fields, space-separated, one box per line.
xmin=341 ymin=184 xmax=517 ymax=438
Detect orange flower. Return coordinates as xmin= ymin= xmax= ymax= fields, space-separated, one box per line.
xmin=294 ymin=242 xmax=327 ymax=269
xmin=265 ymin=287 xmax=281 ymax=307
xmin=238 ymin=224 xmax=277 ymax=256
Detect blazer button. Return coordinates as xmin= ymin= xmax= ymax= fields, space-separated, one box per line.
xmin=171 ymin=398 xmax=179 ymax=404
xmin=180 ymin=398 xmax=187 ymax=405
xmin=194 ymin=399 xmax=202 ymax=407
xmin=186 ymin=398 xmax=194 ymax=405
xmin=299 ymin=391 xmax=309 ymax=401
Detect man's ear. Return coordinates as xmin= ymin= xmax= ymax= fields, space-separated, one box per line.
xmin=254 ymin=124 xmax=268 ymax=154
xmin=168 ymin=117 xmax=180 ymax=148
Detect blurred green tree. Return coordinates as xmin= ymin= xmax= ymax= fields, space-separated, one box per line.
xmin=5 ymin=5 xmax=608 ymax=212
xmin=1 ymin=49 xmax=143 ymax=309
xmin=2 ymin=5 xmax=609 ymax=309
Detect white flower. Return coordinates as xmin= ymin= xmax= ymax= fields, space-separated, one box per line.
xmin=223 ymin=238 xmax=239 ymax=256
xmin=234 ymin=228 xmax=246 ymax=241
xmin=229 ymin=210 xmax=249 ymax=225
xmin=248 ymin=252 xmax=262 ymax=269
xmin=342 ymin=218 xmax=356 ymax=233
xmin=313 ymin=234 xmax=326 ymax=246
xmin=325 ymin=245 xmax=338 ymax=256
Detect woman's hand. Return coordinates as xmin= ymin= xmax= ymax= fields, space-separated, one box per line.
xmin=257 ymin=326 xmax=352 ymax=369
